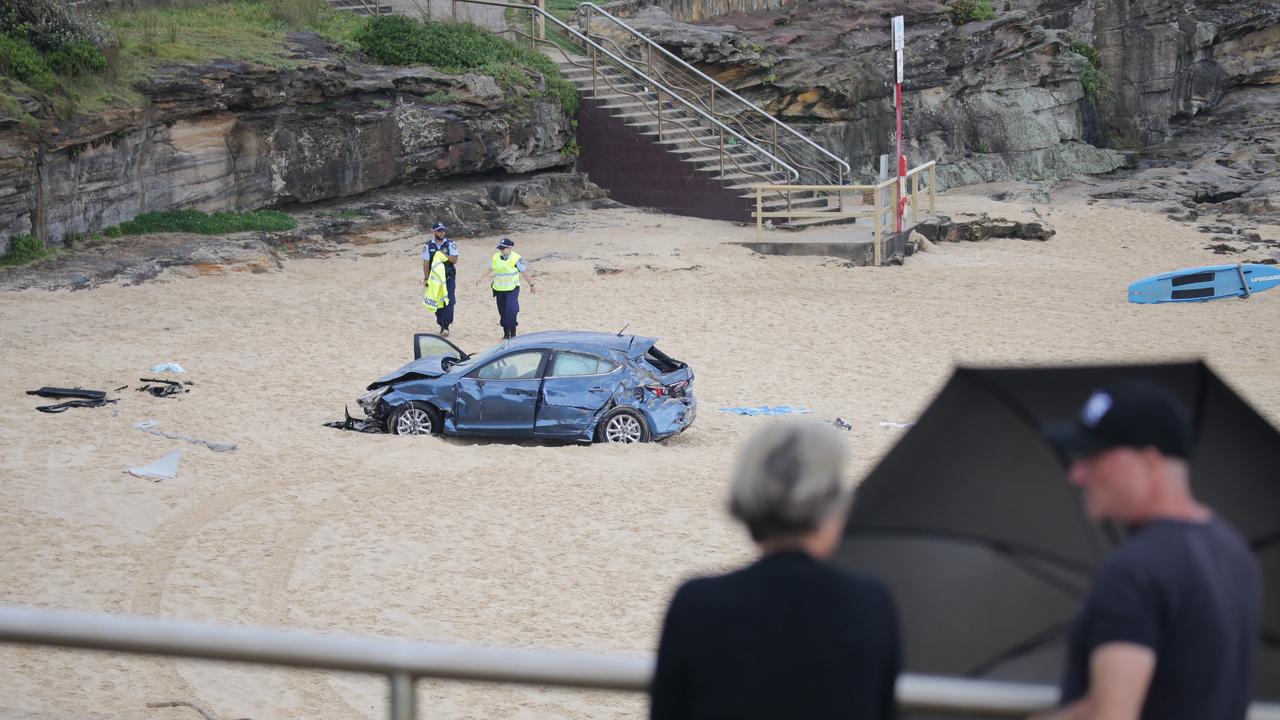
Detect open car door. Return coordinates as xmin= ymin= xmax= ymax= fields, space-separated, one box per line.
xmin=413 ymin=333 xmax=468 ymax=361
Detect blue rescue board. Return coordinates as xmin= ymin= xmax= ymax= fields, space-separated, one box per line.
xmin=1128 ymin=263 xmax=1280 ymax=304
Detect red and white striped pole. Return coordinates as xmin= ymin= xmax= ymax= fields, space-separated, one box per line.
xmin=892 ymin=15 xmax=906 ymax=234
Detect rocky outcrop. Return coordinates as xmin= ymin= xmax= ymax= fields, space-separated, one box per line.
xmin=598 ymin=0 xmax=793 ymax=23
xmin=915 ymin=212 xmax=1056 ymax=243
xmin=0 ymin=33 xmax=575 ymax=252
xmin=0 ymin=172 xmax=611 ymax=291
xmin=618 ymin=0 xmax=1279 ymax=191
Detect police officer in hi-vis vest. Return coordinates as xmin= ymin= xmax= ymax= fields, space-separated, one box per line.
xmin=422 ymin=222 xmax=458 ymax=336
xmin=474 ymin=238 xmax=536 ymax=339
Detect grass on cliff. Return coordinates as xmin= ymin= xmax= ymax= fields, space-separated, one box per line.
xmin=102 ymin=209 xmax=298 ymax=237
xmin=0 ymin=1 xmax=364 ymax=118
xmin=1068 ymin=41 xmax=1114 ymax=105
xmin=950 ymin=0 xmax=997 ymax=24
xmin=0 ymin=235 xmax=51 ymax=266
xmin=354 ymin=15 xmax=578 ymax=114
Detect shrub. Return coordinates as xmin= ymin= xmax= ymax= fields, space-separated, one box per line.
xmin=0 ymin=0 xmax=108 ymax=54
xmin=0 ymin=35 xmax=58 ymax=93
xmin=950 ymin=0 xmax=997 ymax=24
xmin=269 ymin=0 xmax=328 ymax=28
xmin=103 ymin=209 xmax=298 ymax=236
xmin=47 ymin=38 xmax=108 ymax=76
xmin=1069 ymin=40 xmax=1113 ymax=104
xmin=353 ymin=16 xmax=578 ymax=114
xmin=1 ymin=234 xmax=49 ymax=265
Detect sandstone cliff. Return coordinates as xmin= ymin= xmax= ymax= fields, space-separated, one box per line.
xmin=620 ymin=0 xmax=1280 ymax=190
xmin=0 ymin=34 xmax=575 ymax=251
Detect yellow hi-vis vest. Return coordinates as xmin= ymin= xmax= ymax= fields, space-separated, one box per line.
xmin=422 ymin=250 xmax=451 ymax=310
xmin=491 ymin=251 xmax=522 ymax=292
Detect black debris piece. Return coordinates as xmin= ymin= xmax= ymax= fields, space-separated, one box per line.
xmin=27 ymin=387 xmax=106 ymax=401
xmin=324 ymin=407 xmax=384 ymax=434
xmin=27 ymin=386 xmax=117 ymax=413
xmin=36 ymin=397 xmax=119 ymax=413
xmin=137 ymin=378 xmax=189 ymax=398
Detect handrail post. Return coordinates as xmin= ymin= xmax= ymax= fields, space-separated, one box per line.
xmin=719 ymin=127 xmax=725 ymax=179
xmin=911 ymin=171 xmax=919 ymax=227
xmin=771 ymin=124 xmax=778 ymax=173
xmin=929 ymin=162 xmax=936 ymax=215
xmin=646 ymin=44 xmax=652 ymax=75
xmin=873 ymin=185 xmax=882 ymax=266
xmin=390 ymin=673 xmax=416 ymax=720
xmin=656 ymin=87 xmax=662 ymax=141
xmin=710 ymin=87 xmax=715 ymax=116
xmin=537 ymin=0 xmax=545 ymax=41
xmin=756 ymin=187 xmax=763 ymax=241
xmin=591 ymin=46 xmax=597 ymax=95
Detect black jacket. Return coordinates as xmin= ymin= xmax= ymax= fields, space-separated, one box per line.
xmin=650 ymin=551 xmax=901 ymax=720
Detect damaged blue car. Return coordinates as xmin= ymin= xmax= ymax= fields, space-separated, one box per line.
xmin=356 ymin=331 xmax=697 ymax=443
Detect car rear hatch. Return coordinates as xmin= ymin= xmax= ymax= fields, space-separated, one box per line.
xmin=633 ymin=340 xmax=693 ymax=398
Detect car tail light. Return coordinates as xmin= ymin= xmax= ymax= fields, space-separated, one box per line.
xmin=645 ymin=380 xmax=689 ymax=399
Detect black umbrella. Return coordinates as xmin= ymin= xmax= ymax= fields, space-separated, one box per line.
xmin=833 ymin=361 xmax=1280 ymax=700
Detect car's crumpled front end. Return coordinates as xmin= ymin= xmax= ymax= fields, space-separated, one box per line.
xmin=357 ymin=385 xmax=392 ymax=424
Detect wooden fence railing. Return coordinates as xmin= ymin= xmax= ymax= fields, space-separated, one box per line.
xmin=751 ymin=160 xmax=938 ymax=265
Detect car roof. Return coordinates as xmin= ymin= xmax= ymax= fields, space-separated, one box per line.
xmin=500 ymin=330 xmax=657 ymax=355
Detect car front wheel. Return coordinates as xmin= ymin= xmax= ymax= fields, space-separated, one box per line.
xmin=598 ymin=407 xmax=650 ymax=444
xmin=389 ymin=401 xmax=442 ymax=436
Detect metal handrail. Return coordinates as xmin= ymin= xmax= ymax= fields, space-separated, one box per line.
xmin=577 ymin=1 xmax=849 ymax=184
xmin=4 ymin=606 xmax=1280 ymax=719
xmin=581 ymin=32 xmax=833 ymax=185
xmin=509 ymin=25 xmax=782 ymax=186
xmin=457 ymin=0 xmax=799 ymax=181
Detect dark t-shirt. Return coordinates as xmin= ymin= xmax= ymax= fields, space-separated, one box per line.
xmin=1061 ymin=517 xmax=1261 ymax=720
xmin=650 ymin=551 xmax=901 ymax=720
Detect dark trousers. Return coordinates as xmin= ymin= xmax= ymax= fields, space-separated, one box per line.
xmin=494 ymin=286 xmax=520 ymax=333
xmin=435 ymin=274 xmax=456 ymax=329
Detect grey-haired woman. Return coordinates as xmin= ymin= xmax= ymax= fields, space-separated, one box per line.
xmin=650 ymin=422 xmax=901 ymax=720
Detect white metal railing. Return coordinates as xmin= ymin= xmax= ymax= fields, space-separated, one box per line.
xmin=466 ymin=0 xmax=799 ymax=183
xmin=3 ymin=606 xmax=1280 ymax=719
xmin=575 ymin=2 xmax=849 ymax=186
xmin=455 ymin=0 xmax=798 ymax=183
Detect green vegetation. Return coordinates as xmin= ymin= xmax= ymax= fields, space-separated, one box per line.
xmin=353 ymin=15 xmax=578 ymax=114
xmin=0 ymin=1 xmax=364 ymax=121
xmin=559 ymin=138 xmax=581 ymax=159
xmin=950 ymin=0 xmax=997 ymax=24
xmin=1 ymin=234 xmax=50 ymax=266
xmin=0 ymin=0 xmax=111 ymax=118
xmin=421 ymin=91 xmax=458 ymax=104
xmin=102 ymin=209 xmax=297 ymax=237
xmin=105 ymin=1 xmax=362 ymax=68
xmin=1069 ymin=40 xmax=1113 ymax=105
xmin=542 ymin=0 xmax=580 ymax=22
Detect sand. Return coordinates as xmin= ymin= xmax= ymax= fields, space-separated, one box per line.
xmin=2 ymin=188 xmax=1278 ymax=719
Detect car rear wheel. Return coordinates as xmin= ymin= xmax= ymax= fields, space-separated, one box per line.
xmin=389 ymin=401 xmax=442 ymax=436
xmin=599 ymin=408 xmax=649 ymax=444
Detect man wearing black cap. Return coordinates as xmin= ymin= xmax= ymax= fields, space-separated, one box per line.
xmin=1035 ymin=380 xmax=1261 ymax=720
xmin=422 ymin=222 xmax=459 ymax=336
